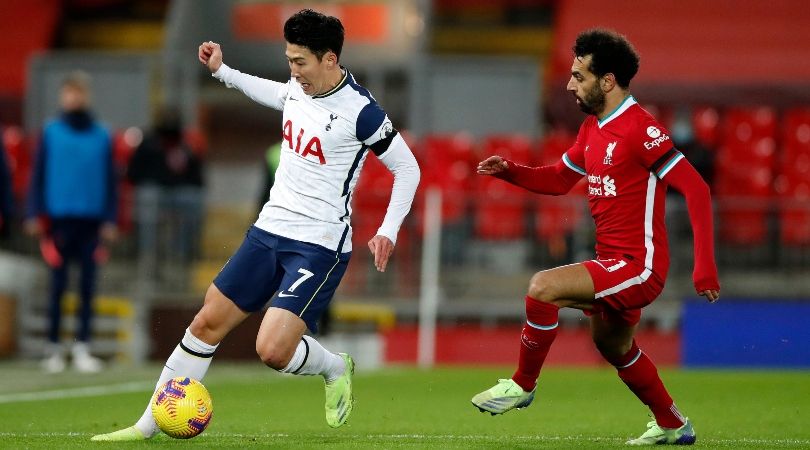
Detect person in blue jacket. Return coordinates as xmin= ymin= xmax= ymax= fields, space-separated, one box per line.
xmin=25 ymin=71 xmax=118 ymax=374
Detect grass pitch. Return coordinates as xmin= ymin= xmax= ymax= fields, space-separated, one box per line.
xmin=0 ymin=362 xmax=807 ymax=449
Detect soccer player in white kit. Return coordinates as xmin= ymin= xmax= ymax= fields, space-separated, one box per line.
xmin=92 ymin=9 xmax=420 ymax=441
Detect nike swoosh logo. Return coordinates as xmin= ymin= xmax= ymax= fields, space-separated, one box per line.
xmin=278 ymin=292 xmax=298 ymax=298
xmin=288 ymin=97 xmax=298 ymax=101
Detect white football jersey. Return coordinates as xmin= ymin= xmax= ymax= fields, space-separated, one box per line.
xmin=214 ymin=65 xmax=397 ymax=253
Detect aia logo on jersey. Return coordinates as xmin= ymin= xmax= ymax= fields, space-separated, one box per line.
xmin=603 ymin=141 xmax=617 ymax=165
xmin=282 ymin=119 xmax=326 ymax=164
xmin=644 ymin=126 xmax=670 ymax=150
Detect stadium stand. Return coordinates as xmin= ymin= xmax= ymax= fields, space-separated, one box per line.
xmin=413 ymin=133 xmax=477 ymax=233
xmin=692 ymin=105 xmax=722 ymax=148
xmin=472 ymin=135 xmax=534 ymax=240
xmin=777 ymin=108 xmax=810 ymax=247
xmin=714 ymin=107 xmax=777 ymax=246
xmin=533 ymin=130 xmax=584 ymax=251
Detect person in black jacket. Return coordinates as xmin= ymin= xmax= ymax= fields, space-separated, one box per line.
xmin=127 ymin=106 xmax=205 ymax=264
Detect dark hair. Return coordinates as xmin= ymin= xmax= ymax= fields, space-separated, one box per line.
xmin=573 ymin=29 xmax=639 ymax=89
xmin=283 ymin=9 xmax=345 ymax=61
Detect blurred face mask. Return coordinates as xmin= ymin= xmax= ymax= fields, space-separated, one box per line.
xmin=60 ymin=85 xmax=90 ymax=112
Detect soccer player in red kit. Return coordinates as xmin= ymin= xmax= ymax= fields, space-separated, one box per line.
xmin=471 ymin=29 xmax=719 ymax=446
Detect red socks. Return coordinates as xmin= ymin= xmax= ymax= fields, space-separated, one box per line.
xmin=511 ymin=296 xmax=559 ymax=392
xmin=609 ymin=341 xmax=685 ymax=429
xmin=510 ymin=296 xmax=685 ymax=428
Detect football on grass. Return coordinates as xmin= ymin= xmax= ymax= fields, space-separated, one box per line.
xmin=151 ymin=377 xmax=213 ymax=439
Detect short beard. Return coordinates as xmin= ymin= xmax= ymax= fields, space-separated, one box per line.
xmin=577 ymin=83 xmax=606 ymax=116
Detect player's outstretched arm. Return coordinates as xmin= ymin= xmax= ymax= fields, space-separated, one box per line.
xmin=485 ymin=157 xmax=582 ymax=196
xmin=201 ymin=41 xmax=288 ymax=110
xmin=663 ymin=159 xmax=720 ymax=302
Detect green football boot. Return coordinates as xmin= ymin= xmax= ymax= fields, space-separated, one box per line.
xmin=471 ymin=378 xmax=535 ymax=415
xmin=90 ymin=425 xmax=148 ymax=442
xmin=626 ymin=418 xmax=696 ymax=445
xmin=324 ymin=353 xmax=354 ymax=428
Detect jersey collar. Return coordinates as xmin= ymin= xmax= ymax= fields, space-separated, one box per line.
xmin=597 ymin=95 xmax=637 ymax=128
xmin=312 ymin=67 xmax=349 ymax=99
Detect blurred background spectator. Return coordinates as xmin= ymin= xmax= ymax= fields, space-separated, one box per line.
xmin=127 ymin=105 xmax=205 ymax=267
xmin=671 ymin=107 xmax=716 ymax=187
xmin=24 ymin=71 xmax=117 ymax=373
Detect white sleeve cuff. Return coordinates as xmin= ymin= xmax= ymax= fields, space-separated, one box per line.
xmin=211 ymin=63 xmax=231 ymax=81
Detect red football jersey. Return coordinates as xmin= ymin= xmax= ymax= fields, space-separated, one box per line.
xmin=562 ymin=97 xmax=684 ymax=277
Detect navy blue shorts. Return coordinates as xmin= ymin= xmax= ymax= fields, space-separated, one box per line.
xmin=213 ymin=226 xmax=350 ymax=333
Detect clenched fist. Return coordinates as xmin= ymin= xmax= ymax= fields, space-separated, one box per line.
xmin=198 ymin=41 xmax=223 ymax=73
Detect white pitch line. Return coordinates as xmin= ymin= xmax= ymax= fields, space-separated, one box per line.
xmin=0 ymin=432 xmax=85 ymax=437
xmin=0 ymin=381 xmax=153 ymax=404
xmin=205 ymin=433 xmax=810 ymax=446
xmin=0 ymin=431 xmax=808 ymax=446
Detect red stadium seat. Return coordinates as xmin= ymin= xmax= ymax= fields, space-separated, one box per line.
xmin=782 ymin=108 xmax=810 ymax=161
xmin=413 ymin=133 xmax=476 ymax=229
xmin=352 ymin=155 xmax=392 ymax=242
xmin=714 ymin=163 xmax=773 ymax=245
xmin=722 ymin=107 xmax=777 ymax=156
xmin=469 ymin=134 xmax=536 ymax=240
xmin=533 ymin=190 xmax=584 ymax=241
xmin=0 ymin=0 xmax=60 ymax=97
xmin=691 ymin=105 xmax=722 ymax=148
xmin=775 ymin=173 xmax=810 ymax=246
xmin=776 ymin=109 xmax=810 ymax=246
xmin=481 ymin=134 xmax=535 ymax=164
xmin=537 ymin=129 xmax=574 ymax=165
xmin=714 ymin=107 xmax=778 ymax=246
xmin=420 ymin=133 xmax=476 ymax=185
xmin=532 ymin=130 xmax=585 ymax=240
xmin=1 ymin=126 xmax=32 ymax=200
xmin=473 ymin=174 xmax=528 ymax=240
xmin=715 ymin=203 xmax=771 ymax=245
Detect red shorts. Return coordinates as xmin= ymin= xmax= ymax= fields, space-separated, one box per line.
xmin=582 ymin=256 xmax=665 ymax=326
